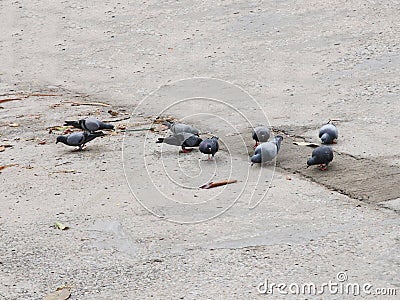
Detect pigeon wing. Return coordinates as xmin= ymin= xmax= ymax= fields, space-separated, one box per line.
xmin=163 ymin=133 xmax=190 ymax=146
xmin=84 ymin=118 xmax=101 ymax=132
xmin=66 ymin=132 xmax=85 ymax=146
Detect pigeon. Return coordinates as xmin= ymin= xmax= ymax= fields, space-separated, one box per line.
xmin=64 ymin=117 xmax=114 ymax=133
xmin=156 ymin=132 xmax=203 ymax=153
xmin=252 ymin=126 xmax=270 ymax=148
xmin=319 ymin=123 xmax=338 ymax=144
xmin=250 ymin=135 xmax=283 ymax=165
xmin=199 ymin=136 xmax=219 ymax=160
xmin=162 ymin=121 xmax=200 ymax=136
xmin=307 ymin=146 xmax=334 ymax=170
xmin=56 ymin=131 xmax=105 ymax=150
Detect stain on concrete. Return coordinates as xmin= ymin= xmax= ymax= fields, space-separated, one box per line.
xmin=274 ymin=128 xmax=400 ymax=204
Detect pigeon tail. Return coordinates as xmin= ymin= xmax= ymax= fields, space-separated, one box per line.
xmin=102 ymin=123 xmax=115 ymax=130
xmin=64 ymin=120 xmax=81 ymax=129
xmin=83 ymin=131 xmax=106 ymax=144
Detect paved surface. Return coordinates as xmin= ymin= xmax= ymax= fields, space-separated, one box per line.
xmin=0 ymin=0 xmax=399 ymax=299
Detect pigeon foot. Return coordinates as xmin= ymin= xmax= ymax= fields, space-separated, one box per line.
xmin=180 ymin=148 xmax=193 ymax=153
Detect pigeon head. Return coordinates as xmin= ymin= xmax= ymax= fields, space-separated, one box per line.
xmin=56 ymin=135 xmax=67 ymax=144
xmin=250 ymin=154 xmax=262 ymax=164
xmin=211 ymin=136 xmax=219 ymax=140
xmin=306 ymin=157 xmax=315 ymax=167
xmin=321 ymin=133 xmax=332 ymax=144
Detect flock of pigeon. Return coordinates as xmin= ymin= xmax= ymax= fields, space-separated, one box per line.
xmin=155 ymin=120 xmax=338 ymax=170
xmin=56 ymin=117 xmax=338 ymax=170
xmin=56 ymin=118 xmax=114 ymax=150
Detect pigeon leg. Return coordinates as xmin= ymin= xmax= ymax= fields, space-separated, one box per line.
xmin=208 ymin=154 xmax=211 ymax=160
xmin=319 ymin=164 xmax=328 ymax=171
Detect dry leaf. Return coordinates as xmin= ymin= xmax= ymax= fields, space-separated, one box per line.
xmin=116 ymin=124 xmax=127 ymax=130
xmin=43 ymin=286 xmax=71 ymax=300
xmin=8 ymin=123 xmax=19 ymax=127
xmin=47 ymin=125 xmax=70 ymax=131
xmin=108 ymin=109 xmax=119 ymax=117
xmin=49 ymin=103 xmax=62 ymax=108
xmin=153 ymin=116 xmax=177 ymax=124
xmin=54 ymin=221 xmax=69 ymax=230
xmin=0 ymin=146 xmax=5 ymax=152
xmin=38 ymin=140 xmax=46 ymax=145
xmin=286 ymin=175 xmax=292 ymax=181
xmin=200 ymin=180 xmax=237 ymax=189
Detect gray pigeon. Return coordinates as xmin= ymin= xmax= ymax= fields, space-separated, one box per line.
xmin=319 ymin=123 xmax=338 ymax=144
xmin=199 ymin=136 xmax=219 ymax=160
xmin=64 ymin=117 xmax=114 ymax=133
xmin=251 ymin=135 xmax=283 ymax=165
xmin=307 ymin=146 xmax=334 ymax=170
xmin=162 ymin=121 xmax=200 ymax=136
xmin=156 ymin=132 xmax=202 ymax=153
xmin=56 ymin=131 xmax=105 ymax=150
xmin=252 ymin=126 xmax=270 ymax=148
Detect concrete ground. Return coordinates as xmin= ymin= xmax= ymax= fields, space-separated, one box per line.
xmin=0 ymin=0 xmax=399 ymax=299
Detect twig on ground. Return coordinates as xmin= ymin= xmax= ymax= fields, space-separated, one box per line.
xmin=103 ymin=116 xmax=131 ymax=123
xmin=200 ymin=179 xmax=237 ymax=189
xmin=62 ymin=100 xmax=111 ymax=107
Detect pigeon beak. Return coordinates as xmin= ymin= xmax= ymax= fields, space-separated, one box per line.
xmin=306 ymin=165 xmax=310 ymax=168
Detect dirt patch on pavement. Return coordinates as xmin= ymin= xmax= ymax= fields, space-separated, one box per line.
xmin=274 ymin=127 xmax=400 ymax=204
